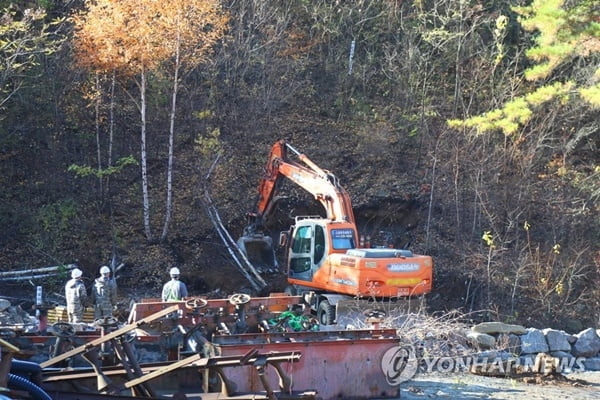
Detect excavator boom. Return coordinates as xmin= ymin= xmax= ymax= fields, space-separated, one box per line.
xmin=252 ymin=140 xmax=355 ymax=227
xmin=239 ymin=139 xmax=355 ymax=269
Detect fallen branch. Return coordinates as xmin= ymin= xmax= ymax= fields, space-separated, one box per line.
xmin=200 ymin=154 xmax=267 ymax=292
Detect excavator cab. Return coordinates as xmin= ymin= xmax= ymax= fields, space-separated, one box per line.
xmin=287 ymin=218 xmax=357 ymax=284
xmin=287 ymin=223 xmax=315 ymax=281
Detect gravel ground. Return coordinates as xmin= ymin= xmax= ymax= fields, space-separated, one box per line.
xmin=398 ymin=371 xmax=600 ymax=399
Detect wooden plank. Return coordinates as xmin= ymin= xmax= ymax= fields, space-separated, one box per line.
xmin=47 ymin=306 xmax=95 ymax=323
xmin=40 ymin=304 xmax=180 ymax=368
xmin=124 ymin=353 xmax=203 ymax=388
xmin=0 ymin=338 xmax=20 ymax=353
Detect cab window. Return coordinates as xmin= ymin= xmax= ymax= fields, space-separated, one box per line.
xmin=290 ymin=257 xmax=311 ymax=273
xmin=331 ymin=228 xmax=355 ymax=250
xmin=314 ymin=225 xmax=326 ymax=263
xmin=291 ymin=226 xmax=312 ymax=253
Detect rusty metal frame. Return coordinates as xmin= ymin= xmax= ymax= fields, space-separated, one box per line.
xmin=127 ymin=295 xmax=305 ymax=329
xmin=39 ymin=303 xmax=314 ymax=399
xmin=123 ymin=349 xmax=301 ymax=395
xmin=42 ymin=351 xmax=298 ymax=383
xmin=30 ymin=295 xmax=401 ymax=399
xmin=44 ymin=349 xmax=312 ymax=399
xmin=40 ymin=304 xmax=179 ymax=368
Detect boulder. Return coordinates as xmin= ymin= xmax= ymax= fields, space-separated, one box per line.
xmin=543 ymin=328 xmax=572 ymax=352
xmin=566 ymin=333 xmax=578 ymax=344
xmin=496 ymin=333 xmax=521 ymax=355
xmin=572 ymin=328 xmax=600 ymax=357
xmin=520 ymin=328 xmax=549 ymax=354
xmin=472 ymin=322 xmax=527 ymax=335
xmin=467 ymin=331 xmax=496 ymax=350
xmin=550 ymin=350 xmax=573 ymax=359
xmin=0 ymin=298 xmax=11 ymax=311
xmin=583 ymin=357 xmax=600 ymax=371
xmin=550 ymin=351 xmax=585 ymax=373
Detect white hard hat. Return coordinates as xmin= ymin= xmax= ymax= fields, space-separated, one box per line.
xmin=169 ymin=267 xmax=180 ymax=276
xmin=100 ymin=266 xmax=110 ymax=275
xmin=71 ymin=268 xmax=83 ymax=278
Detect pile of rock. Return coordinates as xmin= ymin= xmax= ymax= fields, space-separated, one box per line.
xmin=0 ymin=298 xmax=39 ymax=333
xmin=466 ymin=322 xmax=600 ymax=373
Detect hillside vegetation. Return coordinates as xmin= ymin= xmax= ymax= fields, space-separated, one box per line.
xmin=0 ymin=0 xmax=598 ymax=331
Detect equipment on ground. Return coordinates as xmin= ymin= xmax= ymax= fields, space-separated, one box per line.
xmin=239 ymin=140 xmax=433 ymax=324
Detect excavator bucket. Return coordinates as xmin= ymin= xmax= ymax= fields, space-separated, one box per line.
xmin=237 ymin=233 xmax=278 ymax=271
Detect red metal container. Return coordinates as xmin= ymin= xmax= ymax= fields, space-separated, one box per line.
xmin=213 ymin=329 xmax=401 ymax=399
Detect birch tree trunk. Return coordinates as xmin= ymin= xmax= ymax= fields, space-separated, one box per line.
xmin=140 ymin=66 xmax=153 ymax=241
xmin=161 ymin=24 xmax=181 ymax=242
xmin=95 ymin=73 xmax=103 ymax=199
xmin=106 ymin=71 xmax=115 ymax=196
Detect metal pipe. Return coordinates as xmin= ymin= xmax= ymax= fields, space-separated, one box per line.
xmin=0 ymin=264 xmax=76 ymax=277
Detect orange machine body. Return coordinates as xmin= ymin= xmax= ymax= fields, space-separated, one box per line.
xmin=286 ymin=219 xmax=432 ymax=298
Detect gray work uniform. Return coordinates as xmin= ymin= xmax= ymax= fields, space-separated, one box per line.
xmin=93 ymin=276 xmax=117 ymax=319
xmin=65 ymin=278 xmax=88 ymax=323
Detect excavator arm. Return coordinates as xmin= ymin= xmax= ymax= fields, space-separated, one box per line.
xmin=248 ymin=139 xmax=355 ymax=231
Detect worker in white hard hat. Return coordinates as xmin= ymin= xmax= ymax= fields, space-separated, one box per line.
xmin=92 ymin=265 xmax=118 ymax=319
xmin=65 ymin=267 xmax=88 ymax=323
xmin=161 ymin=267 xmax=188 ymax=302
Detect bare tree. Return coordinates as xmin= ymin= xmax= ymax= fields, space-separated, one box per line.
xmin=73 ymin=0 xmax=227 ymax=242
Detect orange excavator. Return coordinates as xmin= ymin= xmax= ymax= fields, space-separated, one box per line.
xmin=239 ymin=140 xmax=433 ymax=324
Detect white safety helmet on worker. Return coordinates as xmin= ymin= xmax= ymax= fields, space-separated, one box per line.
xmin=100 ymin=266 xmax=111 ymax=275
xmin=71 ymin=268 xmax=83 ymax=279
xmin=169 ymin=267 xmax=180 ymax=276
